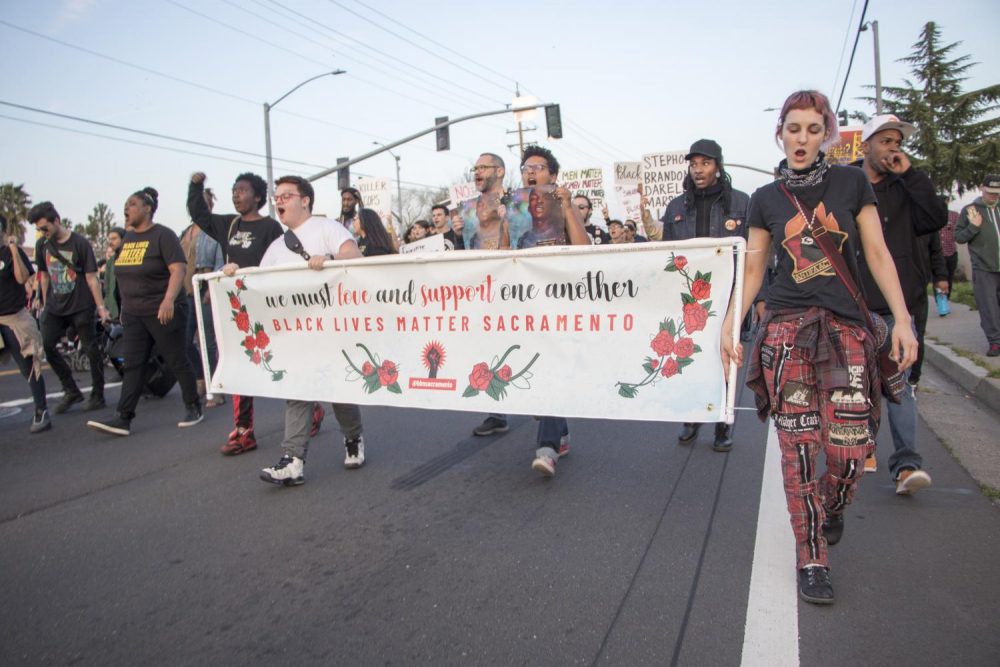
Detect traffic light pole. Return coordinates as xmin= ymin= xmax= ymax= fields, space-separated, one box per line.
xmin=306 ymin=103 xmax=556 ymax=183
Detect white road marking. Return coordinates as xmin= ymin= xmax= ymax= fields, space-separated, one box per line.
xmin=741 ymin=423 xmax=799 ymax=666
xmin=0 ymin=383 xmax=123 ymax=409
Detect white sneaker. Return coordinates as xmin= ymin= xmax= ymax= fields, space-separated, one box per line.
xmin=260 ymin=455 xmax=304 ymax=486
xmin=531 ymin=447 xmax=558 ymax=477
xmin=344 ymin=436 xmax=365 ymax=469
xmin=895 ymin=469 xmax=932 ymax=495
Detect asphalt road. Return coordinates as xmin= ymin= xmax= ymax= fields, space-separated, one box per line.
xmin=1 ymin=363 xmax=998 ymax=666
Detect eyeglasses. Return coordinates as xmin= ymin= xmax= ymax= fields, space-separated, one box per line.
xmin=576 ymin=204 xmax=590 ymax=210
xmin=625 ymin=226 xmax=636 ymax=232
xmin=470 ymin=165 xmax=498 ymax=174
xmin=271 ymin=193 xmax=302 ymax=204
xmin=520 ymin=164 xmax=549 ymax=174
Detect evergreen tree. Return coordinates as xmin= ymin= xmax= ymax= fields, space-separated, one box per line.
xmin=879 ymin=22 xmax=1000 ymax=198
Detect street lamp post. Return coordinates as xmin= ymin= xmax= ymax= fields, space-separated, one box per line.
xmin=264 ymin=69 xmax=345 ymax=217
xmin=862 ymin=21 xmax=883 ymax=115
xmin=372 ymin=141 xmax=403 ymax=229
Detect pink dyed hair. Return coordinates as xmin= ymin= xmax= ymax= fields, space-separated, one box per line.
xmin=774 ymin=90 xmax=840 ymax=149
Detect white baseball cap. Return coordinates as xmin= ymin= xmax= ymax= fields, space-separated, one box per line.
xmin=862 ymin=114 xmax=915 ymax=142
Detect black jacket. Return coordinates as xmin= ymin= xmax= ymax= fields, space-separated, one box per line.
xmin=852 ymin=161 xmax=948 ymax=315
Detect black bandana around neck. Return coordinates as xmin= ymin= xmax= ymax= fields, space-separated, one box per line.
xmin=779 ymin=152 xmax=829 ymax=189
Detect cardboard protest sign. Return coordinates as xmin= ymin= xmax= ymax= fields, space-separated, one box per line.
xmin=640 ymin=151 xmax=687 ymax=219
xmin=449 ymin=181 xmax=479 ymax=207
xmin=614 ymin=161 xmax=642 ymax=224
xmin=560 ymin=167 xmax=605 ymax=217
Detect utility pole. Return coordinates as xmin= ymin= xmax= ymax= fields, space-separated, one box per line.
xmin=861 ymin=21 xmax=883 ymax=115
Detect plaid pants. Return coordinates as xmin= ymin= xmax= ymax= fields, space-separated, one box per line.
xmin=760 ymin=317 xmax=875 ymax=569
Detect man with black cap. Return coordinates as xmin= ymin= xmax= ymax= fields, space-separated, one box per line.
xmin=643 ymin=139 xmax=750 ymax=452
xmin=957 ymin=174 xmax=1000 ymax=357
xmin=854 ymin=114 xmax=947 ymax=495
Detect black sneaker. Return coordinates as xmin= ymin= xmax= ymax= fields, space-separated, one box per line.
xmin=798 ymin=566 xmax=834 ymax=605
xmin=712 ymin=423 xmax=733 ymax=452
xmin=84 ymin=395 xmax=106 ymax=412
xmin=87 ymin=415 xmax=131 ymax=436
xmin=344 ymin=436 xmax=365 ymax=469
xmin=823 ymin=513 xmax=844 ymax=546
xmin=178 ymin=404 xmax=204 ymax=428
xmin=54 ymin=391 xmax=84 ymax=414
xmin=472 ymin=416 xmax=508 ymax=436
xmin=30 ymin=409 xmax=52 ymax=434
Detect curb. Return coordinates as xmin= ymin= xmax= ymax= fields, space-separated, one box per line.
xmin=924 ymin=340 xmax=1000 ymax=413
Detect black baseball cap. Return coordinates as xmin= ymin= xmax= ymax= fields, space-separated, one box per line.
xmin=685 ymin=139 xmax=722 ymax=161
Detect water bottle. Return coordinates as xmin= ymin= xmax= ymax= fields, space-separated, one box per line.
xmin=935 ymin=288 xmax=950 ymax=317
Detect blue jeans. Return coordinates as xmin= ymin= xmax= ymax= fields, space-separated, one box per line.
xmin=536 ymin=417 xmax=568 ymax=449
xmin=883 ymin=315 xmax=922 ymax=477
xmin=185 ymin=292 xmax=217 ymax=380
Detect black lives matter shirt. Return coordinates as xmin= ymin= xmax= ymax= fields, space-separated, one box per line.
xmin=748 ymin=165 xmax=876 ymax=325
xmin=0 ymin=245 xmax=34 ymax=315
xmin=187 ymin=181 xmax=282 ymax=268
xmin=114 ymin=224 xmax=187 ymax=317
xmin=35 ymin=232 xmax=98 ymax=317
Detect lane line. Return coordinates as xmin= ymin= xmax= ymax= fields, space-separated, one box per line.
xmin=0 ymin=383 xmax=123 ymax=409
xmin=740 ymin=423 xmax=799 ymax=666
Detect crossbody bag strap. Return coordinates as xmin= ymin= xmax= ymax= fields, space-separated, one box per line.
xmin=778 ymin=182 xmax=876 ymax=330
xmin=45 ymin=238 xmax=78 ymax=271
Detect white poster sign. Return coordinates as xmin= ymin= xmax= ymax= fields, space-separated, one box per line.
xmin=197 ymin=240 xmax=742 ymax=423
xmin=400 ymin=234 xmax=446 ymax=255
xmin=560 ymin=167 xmax=605 ymax=217
xmin=357 ymin=177 xmax=394 ymax=232
xmin=640 ymin=151 xmax=687 ymax=219
xmin=614 ymin=161 xmax=642 ymax=224
xmin=448 ymin=181 xmax=479 ymax=208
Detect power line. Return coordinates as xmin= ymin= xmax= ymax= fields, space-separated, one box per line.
xmin=831 ymin=0 xmax=861 ymax=98
xmin=835 ymin=0 xmax=870 ymax=113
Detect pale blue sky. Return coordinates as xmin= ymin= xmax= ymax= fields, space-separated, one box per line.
xmin=2 ymin=0 xmax=997 ymax=234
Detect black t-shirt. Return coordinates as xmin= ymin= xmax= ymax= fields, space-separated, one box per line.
xmin=748 ymin=165 xmax=876 ymax=324
xmin=35 ymin=232 xmax=98 ymax=317
xmin=187 ymin=181 xmax=283 ymax=268
xmin=0 ymin=246 xmax=34 ymax=316
xmin=114 ymin=224 xmax=187 ymax=317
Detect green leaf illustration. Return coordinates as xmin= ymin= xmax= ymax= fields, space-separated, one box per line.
xmin=462 ymin=386 xmax=479 ymax=398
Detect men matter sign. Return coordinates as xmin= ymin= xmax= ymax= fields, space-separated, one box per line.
xmin=641 ymin=151 xmax=687 ymax=219
xmin=560 ymin=167 xmax=605 ymax=216
xmin=195 ymin=240 xmax=742 ymax=423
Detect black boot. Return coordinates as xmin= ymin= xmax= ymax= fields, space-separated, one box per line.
xmin=823 ymin=513 xmax=844 ymax=546
xmin=678 ymin=422 xmax=700 ymax=444
xmin=712 ymin=423 xmax=733 ymax=452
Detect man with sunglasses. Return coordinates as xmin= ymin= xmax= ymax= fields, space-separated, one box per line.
xmin=574 ymin=195 xmax=610 ymax=245
xmin=257 ymin=176 xmax=366 ymax=486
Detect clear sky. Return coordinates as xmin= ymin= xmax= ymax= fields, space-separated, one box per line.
xmin=2 ymin=0 xmax=997 ymax=236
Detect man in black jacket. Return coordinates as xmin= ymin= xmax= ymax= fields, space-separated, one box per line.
xmin=855 ymin=115 xmax=948 ymax=496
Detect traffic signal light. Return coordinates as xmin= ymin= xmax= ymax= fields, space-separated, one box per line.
xmin=435 ymin=116 xmax=450 ymax=151
xmin=337 ymin=157 xmax=350 ymax=190
xmin=545 ymin=104 xmax=562 ymax=139
xmin=838 ymin=110 xmax=848 ymax=126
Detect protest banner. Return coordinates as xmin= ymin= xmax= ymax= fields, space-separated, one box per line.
xmin=400 ymin=234 xmax=446 ymax=255
xmin=357 ymin=177 xmax=396 ymax=238
xmin=195 ymin=239 xmax=744 ymax=424
xmin=560 ymin=167 xmax=606 ymax=217
xmin=613 ymin=161 xmax=641 ymax=224
xmin=640 ymin=151 xmax=687 ymax=219
xmin=826 ymin=127 xmax=863 ymax=165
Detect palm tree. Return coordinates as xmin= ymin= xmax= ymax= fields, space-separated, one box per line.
xmin=0 ymin=183 xmax=32 ymax=244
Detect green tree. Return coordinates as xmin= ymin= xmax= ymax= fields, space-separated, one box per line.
xmin=0 ymin=182 xmax=32 ymax=243
xmin=85 ymin=202 xmax=116 ymax=249
xmin=878 ymin=22 xmax=1000 ymax=198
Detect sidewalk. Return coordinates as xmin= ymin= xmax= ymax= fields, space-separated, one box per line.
xmin=923 ymin=298 xmax=1000 ymax=412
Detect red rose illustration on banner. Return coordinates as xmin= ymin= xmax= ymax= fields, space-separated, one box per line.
xmin=462 ymin=345 xmax=540 ymax=401
xmin=683 ymin=302 xmax=709 ymax=333
xmin=674 ymin=337 xmax=695 ymax=359
xmin=227 ymin=278 xmax=285 ymax=381
xmin=660 ymin=358 xmax=679 ymax=378
xmin=690 ymin=278 xmax=711 ymax=300
xmin=343 ymin=344 xmax=402 ymax=394
xmin=616 ymin=252 xmax=714 ymax=398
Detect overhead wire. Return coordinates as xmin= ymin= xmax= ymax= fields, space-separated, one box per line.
xmin=831 ymin=0 xmax=861 ymax=99
xmin=834 ymin=0 xmax=870 ymax=113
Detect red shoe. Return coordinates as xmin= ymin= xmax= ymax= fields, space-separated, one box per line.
xmin=309 ymin=403 xmax=325 ymax=437
xmin=221 ymin=427 xmax=257 ymax=456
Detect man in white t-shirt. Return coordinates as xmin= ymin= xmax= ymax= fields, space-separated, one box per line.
xmin=257 ymin=175 xmax=365 ymax=487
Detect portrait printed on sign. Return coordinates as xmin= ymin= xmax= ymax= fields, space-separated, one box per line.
xmin=513 ymin=185 xmax=565 ymax=249
xmin=460 ymin=192 xmax=511 ymax=250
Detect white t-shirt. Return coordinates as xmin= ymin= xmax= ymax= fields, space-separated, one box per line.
xmin=259 ymin=216 xmax=357 ymax=268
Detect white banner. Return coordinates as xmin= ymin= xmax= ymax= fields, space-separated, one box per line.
xmin=613 ymin=161 xmax=641 ymax=224
xmin=640 ymin=151 xmax=687 ymax=219
xmin=196 ymin=239 xmax=742 ymax=423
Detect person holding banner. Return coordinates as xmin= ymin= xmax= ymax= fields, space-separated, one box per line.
xmin=258 ymin=175 xmax=366 ymax=487
xmin=656 ymin=139 xmax=750 ymax=452
xmin=188 ymin=171 xmax=301 ymax=456
xmin=721 ymin=90 xmax=918 ymax=605
xmin=88 ymin=187 xmax=204 ymax=436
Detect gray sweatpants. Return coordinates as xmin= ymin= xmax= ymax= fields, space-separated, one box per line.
xmin=972 ymin=268 xmax=1000 ymax=345
xmin=281 ymin=400 xmax=362 ymax=459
